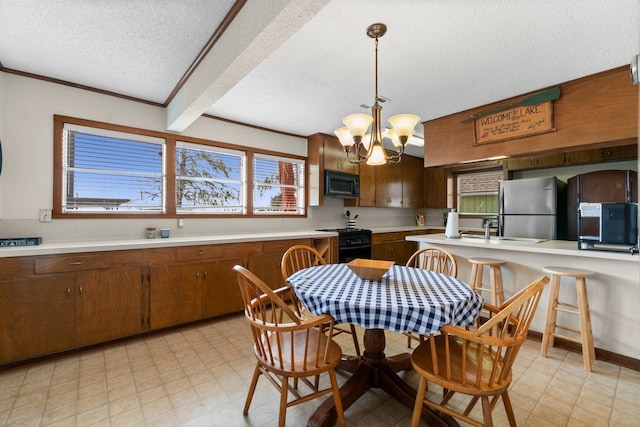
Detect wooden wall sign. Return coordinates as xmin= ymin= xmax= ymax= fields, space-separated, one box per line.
xmin=473 ymin=100 xmax=555 ymax=144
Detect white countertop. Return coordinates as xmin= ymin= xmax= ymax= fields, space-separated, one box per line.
xmin=407 ymin=233 xmax=639 ymax=262
xmin=0 ymin=230 xmax=339 ymax=258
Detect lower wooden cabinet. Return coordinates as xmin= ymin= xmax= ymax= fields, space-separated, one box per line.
xmin=0 ymin=267 xmax=144 ymax=364
xmin=372 ymin=230 xmax=440 ymax=265
xmin=75 ymin=267 xmax=144 ymax=347
xmin=247 ymin=238 xmax=313 ymax=289
xmin=0 ymin=275 xmax=75 ymax=365
xmin=150 ymin=262 xmax=202 ymax=330
xmin=0 ymin=236 xmax=333 ymax=366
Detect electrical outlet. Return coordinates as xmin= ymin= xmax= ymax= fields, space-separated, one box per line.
xmin=177 ymin=218 xmax=184 ymax=228
xmin=39 ymin=209 xmax=52 ymax=222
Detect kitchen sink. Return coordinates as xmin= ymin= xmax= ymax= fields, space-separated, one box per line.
xmin=460 ymin=234 xmax=548 ymax=243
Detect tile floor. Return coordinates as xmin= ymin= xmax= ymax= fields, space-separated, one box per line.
xmin=1 ymin=314 xmax=638 ymax=426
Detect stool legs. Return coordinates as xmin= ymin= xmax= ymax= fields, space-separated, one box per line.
xmin=541 ymin=275 xmax=561 ymax=357
xmin=541 ymin=271 xmax=595 ymax=372
xmin=576 ymin=277 xmax=595 ymax=371
xmin=470 ymin=263 xmax=504 ymax=306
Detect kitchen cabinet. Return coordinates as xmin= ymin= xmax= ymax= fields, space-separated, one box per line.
xmin=347 ymin=153 xmax=424 ymax=208
xmin=376 ymin=159 xmax=403 ymax=207
xmin=149 ymin=244 xmax=245 ymax=330
xmin=75 ymin=267 xmax=143 ymax=347
xmin=247 ymin=238 xmax=312 ymax=289
xmin=425 ymin=167 xmax=447 ymax=208
xmin=506 ymin=153 xmax=565 ymax=171
xmin=564 ymin=144 xmax=637 ymax=165
xmin=0 ymin=252 xmax=144 ymax=364
xmin=372 ymin=230 xmax=434 ymax=265
xmin=308 ymin=133 xmax=358 ymax=206
xmin=0 ymin=274 xmax=75 ymax=365
xmin=402 ymin=155 xmax=425 ymax=208
xmin=0 ymin=236 xmax=334 ymax=366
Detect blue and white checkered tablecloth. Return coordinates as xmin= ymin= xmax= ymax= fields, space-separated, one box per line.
xmin=287 ymin=263 xmax=483 ymax=335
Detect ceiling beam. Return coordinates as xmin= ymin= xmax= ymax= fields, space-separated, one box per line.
xmin=166 ymin=0 xmax=330 ymax=133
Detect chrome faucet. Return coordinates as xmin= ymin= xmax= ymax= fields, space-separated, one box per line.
xmin=484 ymin=221 xmax=491 ymax=240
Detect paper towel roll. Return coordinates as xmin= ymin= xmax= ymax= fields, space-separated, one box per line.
xmin=445 ymin=211 xmax=459 ymax=238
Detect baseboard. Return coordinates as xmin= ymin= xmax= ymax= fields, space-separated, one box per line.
xmin=527 ymin=330 xmax=640 ymax=371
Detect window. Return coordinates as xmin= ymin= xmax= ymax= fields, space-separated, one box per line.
xmin=176 ymin=142 xmax=246 ymax=214
xmin=456 ymin=170 xmax=502 ymax=215
xmin=253 ymin=154 xmax=305 ymax=215
xmin=55 ymin=116 xmax=306 ymax=218
xmin=62 ymin=124 xmax=165 ymax=213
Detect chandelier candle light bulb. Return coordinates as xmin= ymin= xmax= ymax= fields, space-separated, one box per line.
xmin=334 ymin=23 xmax=420 ymax=166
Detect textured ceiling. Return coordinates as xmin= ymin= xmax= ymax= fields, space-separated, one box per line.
xmin=1 ymin=0 xmax=638 ymax=158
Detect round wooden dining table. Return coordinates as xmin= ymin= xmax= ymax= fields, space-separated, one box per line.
xmin=287 ymin=263 xmax=483 ymax=427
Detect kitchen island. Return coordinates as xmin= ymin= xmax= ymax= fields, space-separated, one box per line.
xmin=406 ymin=233 xmax=639 ymax=367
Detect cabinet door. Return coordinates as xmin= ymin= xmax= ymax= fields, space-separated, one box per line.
xmin=376 ymin=161 xmax=403 ymax=207
xmin=201 ymin=258 xmax=244 ymax=318
xmin=75 ymin=268 xmax=143 ymax=347
xmin=247 ymin=239 xmax=312 ymax=289
xmin=507 ymin=153 xmax=564 ymax=170
xmin=150 ymin=263 xmax=202 ymax=330
xmin=402 ymin=155 xmax=425 ymax=208
xmin=0 ymin=275 xmax=75 ymax=364
xmin=424 ymin=167 xmax=447 ymax=208
xmin=323 ymin=135 xmax=358 ymax=174
xmin=358 ymin=162 xmax=376 ymax=207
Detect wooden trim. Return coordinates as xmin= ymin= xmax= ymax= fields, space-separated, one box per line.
xmin=52 ymin=115 xmax=308 ymax=219
xmin=1 ymin=67 xmax=163 ymax=107
xmin=528 ymin=330 xmax=639 ymax=371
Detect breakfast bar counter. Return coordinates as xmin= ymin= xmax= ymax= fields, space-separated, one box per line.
xmin=406 ymin=233 xmax=640 ymax=365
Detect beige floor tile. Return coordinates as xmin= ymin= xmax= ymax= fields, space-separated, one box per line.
xmin=0 ymin=313 xmax=638 ymax=426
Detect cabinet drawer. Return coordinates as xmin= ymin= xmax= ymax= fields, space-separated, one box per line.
xmin=372 ymin=232 xmax=407 ymax=243
xmin=263 ymin=239 xmax=311 ymax=252
xmin=35 ymin=253 xmax=112 ymax=274
xmin=176 ymin=245 xmax=224 ymax=261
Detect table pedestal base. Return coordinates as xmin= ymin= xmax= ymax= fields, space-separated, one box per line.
xmin=308 ymin=328 xmax=458 ymax=427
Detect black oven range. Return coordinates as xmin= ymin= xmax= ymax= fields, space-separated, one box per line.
xmin=316 ymin=228 xmax=372 ymax=263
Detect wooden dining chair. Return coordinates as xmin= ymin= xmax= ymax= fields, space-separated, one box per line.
xmin=404 ymin=246 xmax=458 ymax=348
xmin=233 ymin=265 xmax=346 ymax=427
xmin=281 ymin=244 xmax=361 ymax=356
xmin=410 ymin=275 xmax=549 ymax=427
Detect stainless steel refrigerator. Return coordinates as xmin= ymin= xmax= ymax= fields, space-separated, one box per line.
xmin=499 ymin=177 xmax=567 ymax=239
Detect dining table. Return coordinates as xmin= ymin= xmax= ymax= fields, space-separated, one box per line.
xmin=287 ymin=263 xmax=483 ymax=427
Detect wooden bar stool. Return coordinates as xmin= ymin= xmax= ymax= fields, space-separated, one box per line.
xmin=541 ymin=266 xmax=595 ymax=371
xmin=468 ymin=257 xmax=506 ymax=307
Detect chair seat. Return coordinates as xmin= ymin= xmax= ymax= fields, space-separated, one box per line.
xmin=412 ymin=334 xmax=513 ymax=396
xmin=258 ymin=328 xmax=343 ymax=375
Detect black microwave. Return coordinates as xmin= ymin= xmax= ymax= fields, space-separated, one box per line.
xmin=324 ymin=170 xmax=360 ymax=198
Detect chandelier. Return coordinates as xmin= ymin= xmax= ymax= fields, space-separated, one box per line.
xmin=334 ymin=23 xmax=420 ymax=166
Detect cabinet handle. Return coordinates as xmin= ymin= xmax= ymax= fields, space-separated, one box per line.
xmin=69 ymin=261 xmax=85 ymax=265
xmin=203 ymin=271 xmax=207 ymax=279
xmin=66 ymin=287 xmax=71 ymax=298
xmin=198 ymin=251 xmax=205 ymax=255
xmin=196 ymin=271 xmax=200 ymax=278
xmin=79 ymin=285 xmax=83 ymax=296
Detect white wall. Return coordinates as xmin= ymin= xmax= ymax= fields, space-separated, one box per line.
xmin=0 ymin=73 xmax=417 ymax=242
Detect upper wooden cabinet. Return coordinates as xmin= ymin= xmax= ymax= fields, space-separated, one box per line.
xmin=506 ymin=143 xmax=637 ymax=172
xmin=402 ymin=155 xmax=425 ymax=208
xmin=564 ymin=144 xmax=638 ymax=166
xmin=308 ymin=133 xmax=358 ymax=206
xmin=506 ymin=153 xmax=565 ymax=171
xmin=424 ymin=67 xmax=637 ymax=167
xmin=424 ymin=167 xmax=447 ymax=208
xmin=346 ymin=152 xmax=425 ymax=208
